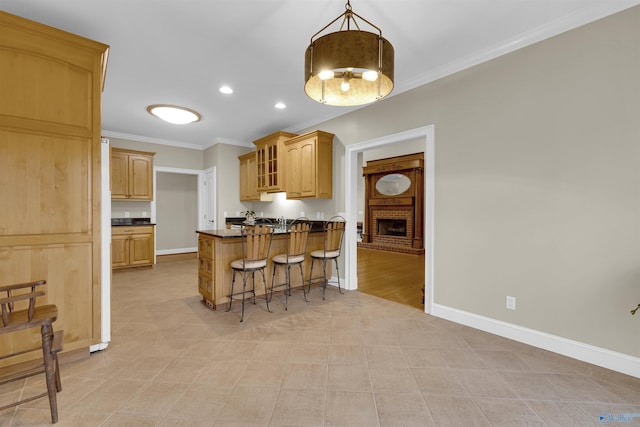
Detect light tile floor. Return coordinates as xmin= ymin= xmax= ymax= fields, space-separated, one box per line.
xmin=2 ymin=259 xmax=640 ymax=426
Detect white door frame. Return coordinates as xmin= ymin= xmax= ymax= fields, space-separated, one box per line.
xmin=202 ymin=166 xmax=217 ymax=230
xmin=94 ymin=138 xmax=112 ymax=352
xmin=344 ymin=125 xmax=435 ymax=314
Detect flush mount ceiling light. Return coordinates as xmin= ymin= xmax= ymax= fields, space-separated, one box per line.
xmin=304 ymin=0 xmax=394 ymax=106
xmin=147 ymin=104 xmax=201 ymax=125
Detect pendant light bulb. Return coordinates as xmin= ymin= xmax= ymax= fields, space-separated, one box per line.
xmin=319 ymin=70 xmax=334 ymax=80
xmin=362 ymin=70 xmax=379 ymax=81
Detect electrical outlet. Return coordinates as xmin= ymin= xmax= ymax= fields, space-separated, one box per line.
xmin=506 ymin=296 xmax=516 ymax=310
xmin=124 ymin=212 xmax=130 ymax=218
xmin=300 ymin=211 xmax=305 ymax=217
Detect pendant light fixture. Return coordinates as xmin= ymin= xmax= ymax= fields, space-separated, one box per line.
xmin=304 ymin=0 xmax=394 ymax=106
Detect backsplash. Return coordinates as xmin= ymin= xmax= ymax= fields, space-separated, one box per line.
xmin=111 ymin=200 xmax=152 ymax=218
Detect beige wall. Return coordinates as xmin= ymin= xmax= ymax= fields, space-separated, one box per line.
xmin=156 ymin=172 xmax=198 ymax=251
xmin=310 ymin=6 xmax=640 ymax=357
xmin=204 ymin=143 xmax=253 ymax=225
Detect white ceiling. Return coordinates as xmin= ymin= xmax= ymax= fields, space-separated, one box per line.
xmin=2 ymin=0 xmax=638 ymax=149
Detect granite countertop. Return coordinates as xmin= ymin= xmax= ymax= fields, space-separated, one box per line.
xmin=224 ymin=217 xmax=326 ymax=232
xmin=198 ymin=225 xmax=324 ymax=239
xmin=111 ymin=217 xmax=155 ymax=226
xmin=197 ymin=228 xmax=288 ymax=238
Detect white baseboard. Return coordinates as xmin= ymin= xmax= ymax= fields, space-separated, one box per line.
xmin=156 ymin=247 xmax=197 ymax=256
xmin=432 ymin=303 xmax=640 ymax=378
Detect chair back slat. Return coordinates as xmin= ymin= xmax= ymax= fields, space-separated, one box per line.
xmin=242 ymin=224 xmax=273 ymax=262
xmin=288 ymin=220 xmax=311 ymax=257
xmin=324 ymin=218 xmax=346 ymax=252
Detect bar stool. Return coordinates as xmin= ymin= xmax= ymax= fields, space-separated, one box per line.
xmin=307 ymin=215 xmax=346 ymax=300
xmin=270 ymin=217 xmax=311 ymax=309
xmin=226 ymin=224 xmax=274 ymax=322
xmin=0 ymin=280 xmax=64 ymax=423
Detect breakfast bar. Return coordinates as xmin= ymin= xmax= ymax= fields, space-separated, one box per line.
xmin=196 ymin=226 xmax=328 ymax=310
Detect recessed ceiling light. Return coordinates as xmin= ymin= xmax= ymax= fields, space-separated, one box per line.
xmin=147 ymin=104 xmax=201 ymax=124
xmin=275 ymin=102 xmax=286 ymax=109
xmin=219 ymin=85 xmax=233 ymax=94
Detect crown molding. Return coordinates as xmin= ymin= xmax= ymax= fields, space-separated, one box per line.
xmin=101 ymin=130 xmax=253 ymax=150
xmin=394 ymin=2 xmax=640 ymax=94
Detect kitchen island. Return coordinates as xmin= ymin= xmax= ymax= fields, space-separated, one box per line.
xmin=196 ymin=227 xmax=329 ymax=310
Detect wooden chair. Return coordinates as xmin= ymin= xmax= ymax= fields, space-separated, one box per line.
xmin=307 ymin=215 xmax=346 ymax=300
xmin=226 ymin=224 xmax=274 ymax=322
xmin=0 ymin=280 xmax=63 ymax=423
xmin=269 ymin=217 xmax=311 ymax=310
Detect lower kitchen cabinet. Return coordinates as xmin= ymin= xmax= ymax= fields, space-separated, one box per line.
xmin=112 ymin=225 xmax=155 ymax=269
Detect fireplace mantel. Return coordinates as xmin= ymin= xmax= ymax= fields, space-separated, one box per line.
xmin=360 ymin=153 xmax=424 ymax=254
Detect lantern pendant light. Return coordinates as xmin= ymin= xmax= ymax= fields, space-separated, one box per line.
xmin=304 ymin=0 xmax=394 ymax=106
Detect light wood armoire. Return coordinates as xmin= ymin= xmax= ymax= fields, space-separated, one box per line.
xmin=0 ymin=12 xmax=109 ymax=364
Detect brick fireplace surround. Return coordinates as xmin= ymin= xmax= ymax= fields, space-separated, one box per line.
xmin=359 ymin=153 xmax=424 ymax=255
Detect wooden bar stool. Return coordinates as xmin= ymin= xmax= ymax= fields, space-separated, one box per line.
xmin=270 ymin=217 xmax=311 ymax=309
xmin=307 ymin=215 xmax=346 ymax=300
xmin=0 ymin=280 xmax=64 ymax=423
xmin=226 ymin=224 xmax=274 ymax=322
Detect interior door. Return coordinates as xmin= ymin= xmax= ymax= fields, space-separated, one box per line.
xmin=204 ymin=167 xmax=216 ymax=229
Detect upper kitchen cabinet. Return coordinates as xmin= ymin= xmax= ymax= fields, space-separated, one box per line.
xmin=111 ymin=148 xmax=155 ymax=200
xmin=238 ymin=151 xmax=259 ymax=201
xmin=284 ymin=130 xmax=334 ymax=199
xmin=253 ymin=131 xmax=298 ymax=193
xmin=0 ymin=11 xmax=108 ymax=358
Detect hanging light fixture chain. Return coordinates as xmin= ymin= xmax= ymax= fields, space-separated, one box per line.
xmin=310 ymin=0 xmax=379 ymax=43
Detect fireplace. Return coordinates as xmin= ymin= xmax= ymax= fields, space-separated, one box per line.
xmin=378 ymin=219 xmax=407 ymax=236
xmin=359 ymin=153 xmax=424 ymax=254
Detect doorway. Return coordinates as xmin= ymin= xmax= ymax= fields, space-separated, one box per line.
xmin=153 ymin=166 xmax=215 ymax=256
xmin=344 ymin=125 xmax=435 ymax=313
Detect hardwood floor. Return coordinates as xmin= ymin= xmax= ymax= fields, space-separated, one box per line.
xmin=357 ymin=247 xmax=425 ymax=310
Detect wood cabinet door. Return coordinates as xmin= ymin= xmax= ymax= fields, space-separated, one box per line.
xmin=255 ymin=143 xmax=267 ymax=190
xmin=285 ymin=143 xmax=302 ymax=198
xmin=111 ymin=234 xmax=130 ymax=268
xmin=128 ymin=154 xmax=153 ymax=200
xmin=299 ymin=138 xmax=317 ymax=198
xmin=130 ymin=232 xmax=154 ymax=266
xmin=246 ymin=155 xmax=258 ymax=200
xmin=239 ymin=156 xmax=249 ymax=200
xmin=252 ymin=131 xmax=297 ymax=193
xmin=239 ymin=152 xmax=258 ymax=201
xmin=110 ymin=150 xmax=129 ymax=199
